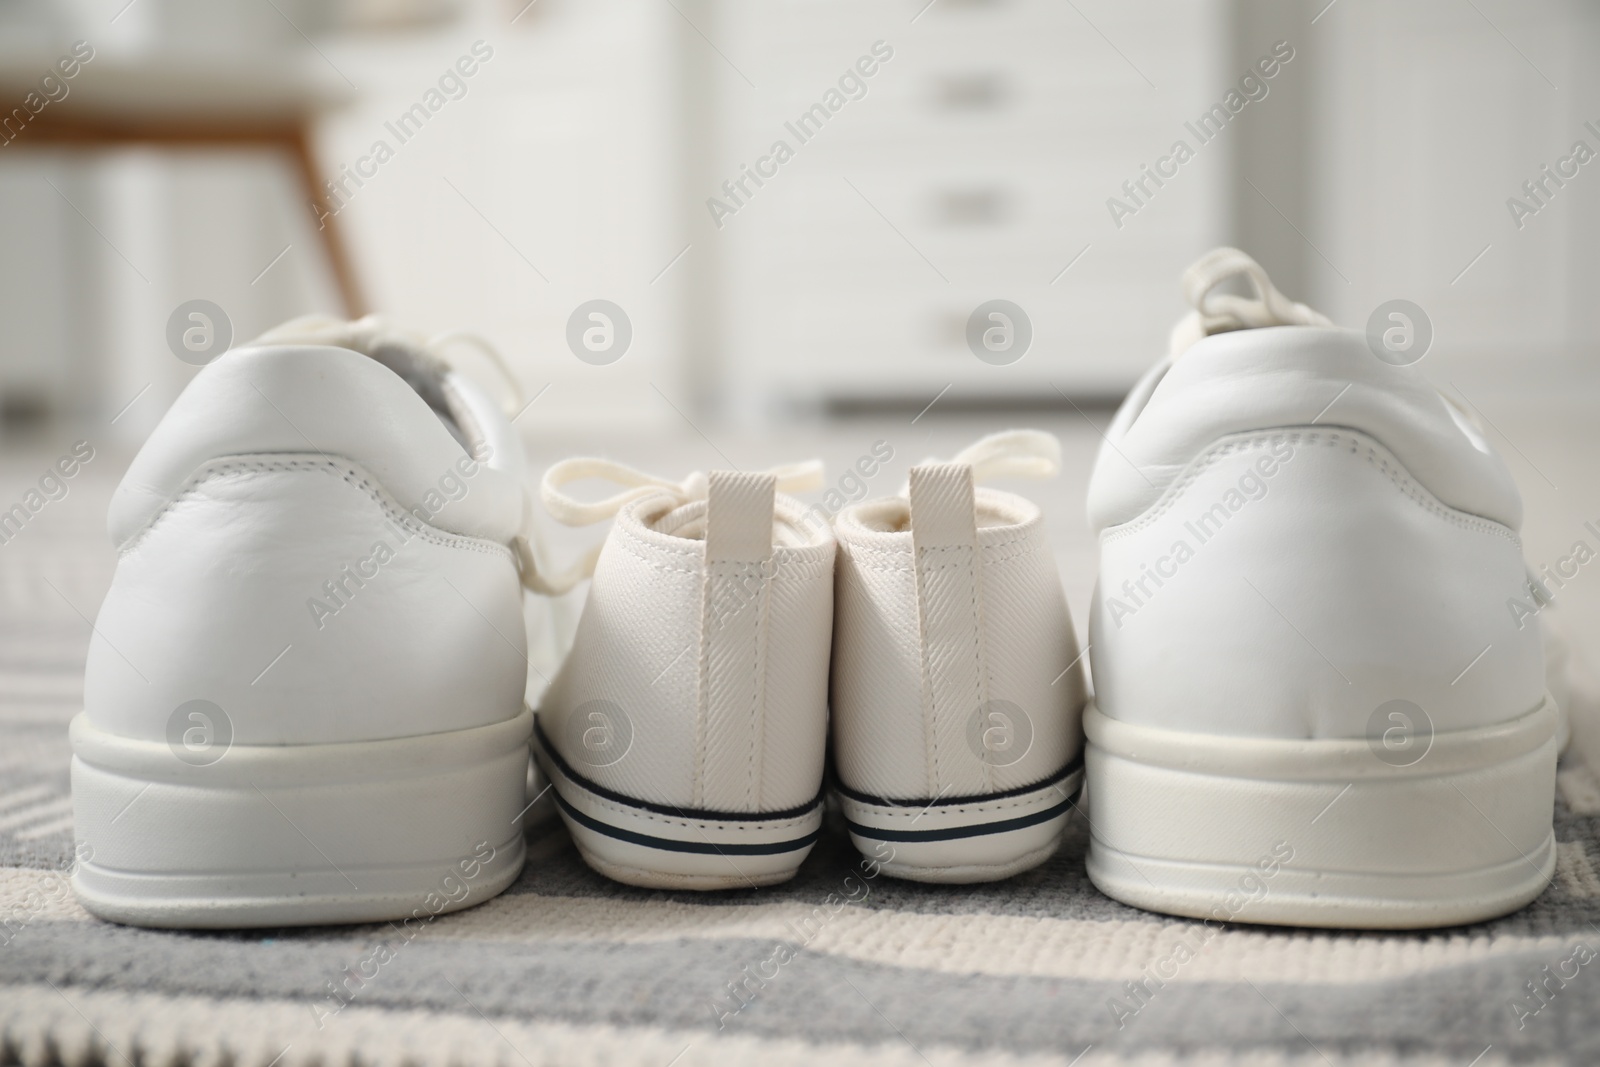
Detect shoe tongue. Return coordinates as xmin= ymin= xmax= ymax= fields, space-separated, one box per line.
xmin=249 ymin=315 xmax=477 ymax=452
xmin=365 ymin=338 xmax=459 ymax=436
xmin=1168 ymin=247 xmax=1331 ymax=358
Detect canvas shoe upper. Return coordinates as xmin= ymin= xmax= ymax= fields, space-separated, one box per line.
xmin=532 ymin=456 xmax=835 ymax=889
xmin=830 ymin=430 xmax=1088 ymax=883
xmin=1082 ymin=248 xmax=1556 ymax=928
xmin=71 ymin=315 xmax=551 ymax=928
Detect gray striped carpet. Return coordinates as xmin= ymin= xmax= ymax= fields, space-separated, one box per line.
xmin=4 ymin=443 xmax=1600 ymax=1066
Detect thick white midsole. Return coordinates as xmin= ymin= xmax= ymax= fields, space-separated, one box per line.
xmin=69 ymin=708 xmax=533 ymax=928
xmin=1083 ymin=697 xmax=1559 ymax=928
xmin=533 ymin=727 xmax=822 ymax=891
xmin=836 ymin=765 xmax=1081 ymax=884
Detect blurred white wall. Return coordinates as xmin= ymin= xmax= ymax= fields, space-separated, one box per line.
xmin=1306 ymin=0 xmax=1600 ymax=390
xmin=0 ymin=0 xmax=1595 ymax=439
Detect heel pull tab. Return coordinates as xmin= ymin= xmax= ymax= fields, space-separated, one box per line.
xmin=908 ymin=462 xmax=990 ymax=795
xmin=696 ymin=471 xmax=777 ymax=810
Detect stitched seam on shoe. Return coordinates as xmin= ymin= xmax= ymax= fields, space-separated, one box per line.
xmin=844 ymin=791 xmax=1065 ymax=820
xmin=612 ymin=533 xmax=701 ymax=576
xmin=123 ymin=456 xmax=514 ymax=560
xmin=913 ymin=542 xmax=940 ymax=798
xmin=839 ymin=539 xmax=1037 ymax=578
xmin=767 ymin=553 xmax=833 ymax=583
xmin=613 ymin=519 xmax=702 ymax=566
xmin=839 ymin=547 xmax=914 ymax=573
xmin=568 ymin=787 xmax=819 ymax=832
xmin=614 ymin=519 xmax=834 ymax=577
xmin=752 ymin=562 xmax=770 ymax=808
xmin=1103 ymin=429 xmax=1520 ymax=546
xmin=611 ymin=533 xmax=834 ymax=587
xmin=980 ymin=537 xmax=1039 ymax=567
xmin=911 ymin=466 xmax=989 ymax=791
xmin=845 ymin=531 xmax=1031 ymax=572
xmin=1103 ymin=435 xmax=1285 ymax=541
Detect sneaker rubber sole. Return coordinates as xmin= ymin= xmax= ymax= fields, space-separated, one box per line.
xmin=69 ymin=707 xmax=532 ymax=928
xmin=1083 ymin=696 xmax=1558 ymax=929
xmin=834 ymin=760 xmax=1083 ymax=883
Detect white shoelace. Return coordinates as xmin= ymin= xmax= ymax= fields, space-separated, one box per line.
xmin=1168 ymin=247 xmax=1331 ymax=358
xmin=945 ymin=428 xmax=1061 ymax=481
xmin=531 ymin=456 xmax=826 ymax=595
xmin=901 ymin=429 xmax=1062 ymax=494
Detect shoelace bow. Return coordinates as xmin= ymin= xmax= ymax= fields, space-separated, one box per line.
xmin=527 ymin=456 xmax=826 ymax=595
xmin=1169 ymin=247 xmax=1331 ymax=358
xmin=901 ymin=428 xmax=1062 ymax=493
xmin=1169 ymin=246 xmax=1487 ymax=435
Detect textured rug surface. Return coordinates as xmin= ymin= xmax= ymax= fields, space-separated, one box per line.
xmin=4 ymin=434 xmax=1600 ymax=1067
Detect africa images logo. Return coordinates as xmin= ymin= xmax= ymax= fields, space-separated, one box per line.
xmin=1102 ymin=438 xmax=1296 ymax=628
xmin=1105 ymin=41 xmax=1295 ymax=229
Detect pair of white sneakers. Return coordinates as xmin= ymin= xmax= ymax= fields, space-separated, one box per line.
xmin=69 ymin=248 xmax=1557 ymax=931
xmin=530 ymin=429 xmax=1085 ymax=890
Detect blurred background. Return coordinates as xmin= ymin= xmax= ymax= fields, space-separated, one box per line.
xmin=3 ymin=0 xmax=1597 ymax=430
xmin=0 ymin=0 xmax=1598 ymax=650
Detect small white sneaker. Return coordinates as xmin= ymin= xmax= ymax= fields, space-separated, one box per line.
xmin=72 ymin=316 xmax=547 ymax=928
xmin=830 ymin=431 xmax=1088 ymax=883
xmin=532 ymin=457 xmax=835 ymax=890
xmin=1084 ymin=249 xmax=1557 ymax=928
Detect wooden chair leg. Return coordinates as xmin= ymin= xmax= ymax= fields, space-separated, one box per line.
xmin=287 ymin=125 xmax=367 ymax=318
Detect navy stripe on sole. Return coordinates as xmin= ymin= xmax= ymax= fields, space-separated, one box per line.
xmin=842 ymin=790 xmax=1078 ymax=844
xmin=537 ymin=720 xmax=824 ymax=822
xmin=831 ymin=756 xmax=1083 ymax=810
xmin=552 ymin=788 xmax=822 ymax=857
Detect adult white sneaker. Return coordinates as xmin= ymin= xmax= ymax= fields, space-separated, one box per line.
xmin=830 ymin=431 xmax=1088 ymax=883
xmin=532 ymin=457 xmax=835 ymax=889
xmin=1084 ymin=248 xmax=1557 ymax=928
xmin=72 ymin=316 xmax=547 ymax=928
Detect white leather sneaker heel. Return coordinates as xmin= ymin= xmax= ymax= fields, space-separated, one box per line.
xmin=1084 ymin=250 xmax=1557 ymax=928
xmin=830 ymin=431 xmax=1088 ymax=883
xmin=532 ymin=459 xmax=834 ymax=890
xmin=72 ymin=317 xmax=551 ymax=928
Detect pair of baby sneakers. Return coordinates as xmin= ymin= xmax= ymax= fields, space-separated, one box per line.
xmin=531 ymin=431 xmax=1086 ymax=889
xmin=70 ymin=246 xmax=1558 ymax=932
